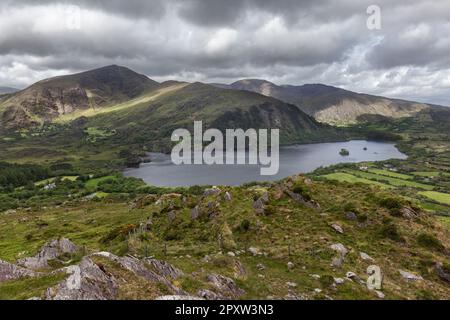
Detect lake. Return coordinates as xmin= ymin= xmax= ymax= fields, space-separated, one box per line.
xmin=124 ymin=140 xmax=407 ymax=187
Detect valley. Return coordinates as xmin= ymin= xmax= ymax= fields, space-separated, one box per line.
xmin=0 ymin=66 xmax=449 ymax=300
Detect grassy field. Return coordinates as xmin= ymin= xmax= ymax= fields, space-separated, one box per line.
xmin=419 ymin=191 xmax=450 ymax=206
xmin=346 ymin=170 xmax=434 ymax=190
xmin=321 ymin=173 xmax=391 ymax=188
xmin=367 ymin=169 xmax=413 ymax=180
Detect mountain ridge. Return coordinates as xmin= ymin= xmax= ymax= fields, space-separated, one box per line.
xmin=219 ymin=79 xmax=442 ymax=125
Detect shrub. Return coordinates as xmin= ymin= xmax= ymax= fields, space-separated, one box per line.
xmin=379 ymin=221 xmax=404 ymax=242
xmin=292 ymin=183 xmax=312 ymax=201
xmin=417 ymin=233 xmax=445 ymax=252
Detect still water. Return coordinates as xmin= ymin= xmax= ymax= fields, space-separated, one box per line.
xmin=124 ymin=140 xmax=407 ymax=187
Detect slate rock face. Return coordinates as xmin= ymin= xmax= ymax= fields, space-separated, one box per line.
xmin=0 ymin=259 xmax=37 ymax=282
xmin=45 ymin=256 xmax=118 ymax=300
xmin=17 ymin=238 xmax=78 ymax=270
xmin=207 ymin=273 xmax=245 ymax=299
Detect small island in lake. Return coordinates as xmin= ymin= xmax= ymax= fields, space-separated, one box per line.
xmin=339 ymin=148 xmax=350 ymax=156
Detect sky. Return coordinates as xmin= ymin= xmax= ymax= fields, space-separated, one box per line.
xmin=0 ymin=0 xmax=450 ymax=106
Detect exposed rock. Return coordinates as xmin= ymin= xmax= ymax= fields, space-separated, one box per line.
xmin=0 ymin=259 xmax=37 ymax=282
xmin=345 ymin=212 xmax=357 ymax=221
xmin=253 ymin=198 xmax=265 ymax=215
xmin=286 ymin=281 xmax=297 ymax=288
xmin=435 ymin=263 xmax=450 ymax=284
xmin=156 ymin=295 xmax=203 ymax=300
xmin=204 ymin=188 xmax=221 ymax=197
xmin=399 ymin=270 xmax=423 ymax=282
xmin=18 ymin=238 xmax=78 ymax=270
xmin=191 ymin=206 xmax=200 ymax=220
xmin=367 ymin=265 xmax=383 ymax=290
xmin=346 ymin=272 xmax=357 ymax=279
xmin=248 ymin=247 xmax=260 ymax=256
xmin=400 ymin=207 xmax=420 ymax=219
xmin=224 ymin=192 xmax=232 ymax=202
xmin=375 ymin=290 xmax=385 ymax=299
xmin=330 ymin=243 xmax=348 ymax=256
xmin=197 ymin=289 xmax=223 ymax=300
xmin=287 ymin=262 xmax=295 ymax=270
xmin=227 ymin=251 xmax=235 ymax=257
xmin=207 ymin=274 xmax=245 ymax=298
xmin=331 ymin=256 xmax=345 ymax=268
xmin=360 ymin=252 xmax=374 ymax=262
xmin=257 ymin=263 xmax=266 ymax=271
xmin=144 ymin=258 xmax=184 ymax=280
xmin=233 ymin=260 xmax=247 ymax=280
xmin=261 ymin=192 xmax=270 ymax=204
xmin=310 ymin=274 xmax=321 ymax=279
xmin=334 ymin=277 xmax=345 ymax=285
xmin=330 ymin=224 xmax=344 ymax=234
xmin=46 ymin=256 xmax=118 ymax=300
xmin=167 ymin=210 xmax=177 ymax=223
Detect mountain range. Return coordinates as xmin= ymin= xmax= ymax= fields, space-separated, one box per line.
xmin=0 ymin=65 xmax=446 ymax=139
xmin=218 ymin=79 xmax=438 ymax=125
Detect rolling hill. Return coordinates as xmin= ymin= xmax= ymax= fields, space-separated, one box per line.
xmin=220 ymin=79 xmax=437 ymax=125
xmin=0 ymin=65 xmax=159 ymax=130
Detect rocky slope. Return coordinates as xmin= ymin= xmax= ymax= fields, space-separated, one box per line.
xmin=222 ymin=79 xmax=435 ymax=125
xmin=0 ymin=175 xmax=449 ymax=300
xmin=0 ymin=65 xmax=159 ymax=130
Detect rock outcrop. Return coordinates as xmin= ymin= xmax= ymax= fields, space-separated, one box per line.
xmin=17 ymin=238 xmax=78 ymax=270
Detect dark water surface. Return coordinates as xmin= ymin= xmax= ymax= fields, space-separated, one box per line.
xmin=124 ymin=140 xmax=407 ymax=187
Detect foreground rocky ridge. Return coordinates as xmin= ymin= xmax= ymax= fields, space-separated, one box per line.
xmin=0 ymin=175 xmax=449 ymax=300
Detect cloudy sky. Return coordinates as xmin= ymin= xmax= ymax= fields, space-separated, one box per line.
xmin=1 ymin=0 xmax=450 ymax=105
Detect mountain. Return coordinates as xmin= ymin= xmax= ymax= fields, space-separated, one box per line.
xmin=222 ymin=79 xmax=435 ymax=125
xmin=0 ymin=65 xmax=159 ymax=130
xmin=0 ymin=87 xmax=19 ymax=95
xmin=83 ymin=81 xmax=338 ymax=149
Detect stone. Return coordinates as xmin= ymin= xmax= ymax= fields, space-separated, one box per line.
xmin=191 ymin=206 xmax=200 ymax=220
xmin=256 ymin=263 xmax=265 ymax=271
xmin=207 ymin=274 xmax=245 ymax=298
xmin=0 ymin=259 xmax=37 ymax=282
xmin=435 ymin=263 xmax=450 ymax=284
xmin=310 ymin=274 xmax=321 ymax=279
xmin=253 ymin=198 xmax=265 ymax=215
xmin=46 ymin=257 xmax=118 ymax=300
xmin=374 ymin=290 xmax=385 ymax=299
xmin=167 ymin=210 xmax=177 ymax=223
xmin=197 ymin=289 xmax=223 ymax=300
xmin=399 ymin=270 xmax=423 ymax=282
xmin=330 ymin=224 xmax=344 ymax=234
xmin=314 ymin=288 xmax=322 ymax=293
xmin=204 ymin=188 xmax=221 ymax=197
xmin=261 ymin=192 xmax=270 ymax=204
xmin=334 ymin=277 xmax=345 ymax=285
xmin=224 ymin=192 xmax=232 ymax=202
xmin=330 ymin=243 xmax=348 ymax=256
xmin=360 ymin=252 xmax=374 ymax=262
xmin=367 ymin=265 xmax=383 ymax=290
xmin=331 ymin=256 xmax=345 ymax=268
xmin=345 ymin=211 xmax=357 ymax=221
xmin=400 ymin=207 xmax=419 ymax=219
xmin=287 ymin=262 xmax=295 ymax=270
xmin=286 ymin=282 xmax=297 ymax=288
xmin=144 ymin=258 xmax=184 ymax=279
xmin=346 ymin=271 xmax=357 ymax=279
xmin=156 ymin=295 xmax=203 ymax=300
xmin=17 ymin=238 xmax=78 ymax=270
xmin=248 ymin=247 xmax=260 ymax=256
xmin=227 ymin=251 xmax=235 ymax=257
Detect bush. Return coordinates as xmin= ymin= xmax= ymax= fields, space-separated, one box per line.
xmin=379 ymin=221 xmax=404 ymax=242
xmin=292 ymin=183 xmax=312 ymax=201
xmin=417 ymin=233 xmax=445 ymax=252
xmin=379 ymin=197 xmax=403 ymax=215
